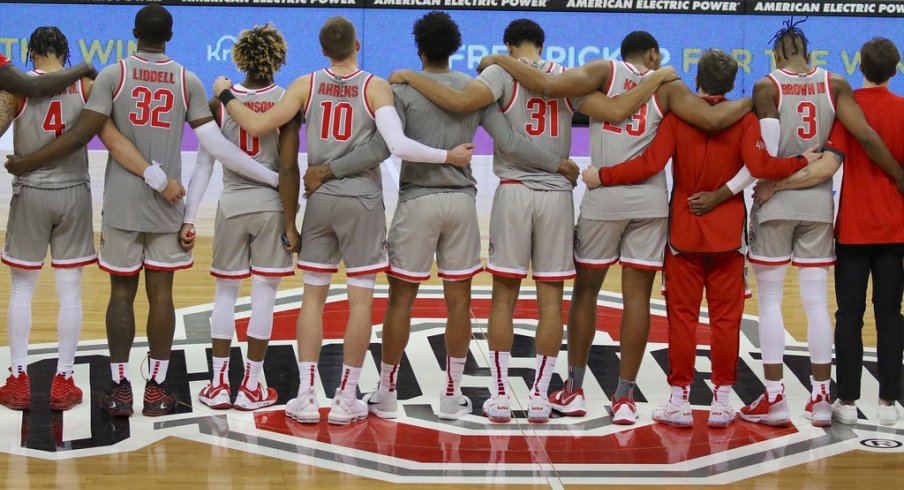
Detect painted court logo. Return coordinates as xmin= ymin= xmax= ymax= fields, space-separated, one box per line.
xmin=2 ymin=285 xmax=902 ymax=485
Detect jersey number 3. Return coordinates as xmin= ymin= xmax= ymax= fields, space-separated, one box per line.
xmin=796 ymin=101 xmax=817 ymax=139
xmin=42 ymin=100 xmax=66 ymax=137
xmin=129 ymin=87 xmax=174 ymax=128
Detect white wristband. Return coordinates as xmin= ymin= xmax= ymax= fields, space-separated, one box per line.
xmin=143 ymin=162 xmax=168 ymax=192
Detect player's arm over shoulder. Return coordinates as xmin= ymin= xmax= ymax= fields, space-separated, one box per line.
xmin=0 ymin=90 xmax=17 ymax=138
xmin=365 ymin=76 xmax=394 ymax=110
xmin=496 ymin=56 xmax=610 ymax=98
xmin=661 ymin=80 xmax=752 ymax=131
xmin=752 ymin=77 xmax=779 ymax=119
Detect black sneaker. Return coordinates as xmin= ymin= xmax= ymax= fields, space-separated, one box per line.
xmin=142 ymin=380 xmax=176 ymax=417
xmin=101 ymin=379 xmax=134 ymax=417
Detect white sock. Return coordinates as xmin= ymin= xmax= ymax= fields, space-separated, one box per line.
xmin=211 ymin=356 xmax=229 ymax=386
xmin=111 ymin=362 xmax=129 ymax=383
xmin=338 ymin=364 xmax=361 ymax=400
xmin=298 ymin=361 xmax=317 ymax=392
xmin=799 ymin=267 xmax=833 ymax=365
xmin=531 ymin=354 xmax=557 ymax=398
xmin=670 ymin=385 xmax=690 ymax=404
xmin=8 ymin=268 xmax=38 ymax=378
xmin=811 ymin=376 xmax=830 ymax=400
xmin=753 ymin=264 xmax=788 ymax=365
xmin=247 ymin=275 xmax=280 ymax=341
xmin=713 ymin=384 xmax=732 ymax=404
xmin=149 ymin=358 xmax=169 ymax=384
xmin=211 ymin=279 xmax=241 ymax=342
xmin=445 ymin=356 xmax=467 ymax=397
xmin=243 ymin=359 xmax=264 ymax=390
xmin=488 ymin=350 xmax=510 ymax=397
xmin=379 ymin=361 xmax=399 ymax=393
xmin=765 ymin=380 xmax=784 ymax=402
xmin=55 ymin=267 xmax=83 ymax=379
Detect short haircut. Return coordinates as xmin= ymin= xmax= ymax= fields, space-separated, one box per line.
xmin=860 ymin=37 xmax=900 ymax=85
xmin=232 ymin=24 xmax=288 ymax=82
xmin=503 ymin=19 xmax=545 ymax=48
xmin=620 ymin=31 xmax=659 ymax=60
xmin=134 ymin=4 xmax=173 ymax=44
xmin=697 ymin=49 xmax=738 ymax=96
xmin=27 ymin=26 xmax=70 ymax=67
xmin=412 ymin=11 xmax=462 ymax=65
xmin=320 ymin=16 xmax=356 ymax=61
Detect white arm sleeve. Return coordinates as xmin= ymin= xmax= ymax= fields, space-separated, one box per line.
xmin=726 ymin=165 xmax=755 ymax=195
xmin=374 ymin=106 xmax=447 ymax=164
xmin=760 ymin=118 xmax=780 ymax=156
xmin=193 ymin=121 xmax=279 ymax=187
xmin=183 ymin=145 xmax=215 ymax=224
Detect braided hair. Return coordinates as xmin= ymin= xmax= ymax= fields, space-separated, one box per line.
xmin=232 ymin=24 xmax=287 ymax=83
xmin=27 ymin=26 xmax=70 ymax=68
xmin=769 ymin=17 xmax=809 ymax=60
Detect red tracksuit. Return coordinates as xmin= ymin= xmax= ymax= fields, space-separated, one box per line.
xmin=600 ymin=97 xmax=807 ymax=387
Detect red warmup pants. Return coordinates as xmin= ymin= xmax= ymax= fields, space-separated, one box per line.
xmin=664 ymin=249 xmax=746 ymax=387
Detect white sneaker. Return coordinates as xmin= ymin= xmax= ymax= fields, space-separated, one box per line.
xmin=362 ymin=389 xmax=398 ymax=419
xmin=233 ymin=383 xmax=278 ymax=411
xmin=878 ymin=403 xmax=899 ymax=426
xmin=197 ymin=382 xmax=231 ymax=410
xmin=831 ymin=400 xmax=857 ymax=425
xmin=653 ymin=400 xmax=693 ymax=428
xmin=482 ymin=394 xmax=512 ymax=423
xmin=611 ymin=397 xmax=638 ymax=425
xmin=327 ymin=389 xmax=367 ymax=425
xmin=285 ymin=388 xmax=320 ymax=424
xmin=804 ymin=393 xmax=833 ymax=427
xmin=527 ymin=395 xmax=551 ymax=424
xmin=438 ymin=394 xmax=472 ymax=420
xmin=709 ymin=398 xmax=736 ymax=428
xmin=548 ymin=388 xmax=586 ymax=416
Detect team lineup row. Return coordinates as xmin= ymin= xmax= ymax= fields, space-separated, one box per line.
xmin=0 ymin=6 xmax=902 ymax=429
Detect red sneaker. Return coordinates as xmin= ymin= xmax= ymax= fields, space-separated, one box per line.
xmin=739 ymin=391 xmax=791 ymax=427
xmin=49 ymin=374 xmax=83 ymax=411
xmin=0 ymin=372 xmax=31 ymax=410
xmin=548 ymin=388 xmax=587 ymax=416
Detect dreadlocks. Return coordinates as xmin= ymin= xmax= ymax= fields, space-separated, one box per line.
xmin=232 ymin=24 xmax=288 ymax=83
xmin=27 ymin=26 xmax=70 ymax=68
xmin=769 ymin=17 xmax=809 ymax=60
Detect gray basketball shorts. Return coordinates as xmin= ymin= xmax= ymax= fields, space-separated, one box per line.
xmin=574 ymin=215 xmax=667 ymax=270
xmin=386 ymin=192 xmax=482 ymax=282
xmin=99 ymin=224 xmax=192 ymax=276
xmin=210 ymin=208 xmax=294 ymax=279
xmin=297 ymin=193 xmax=389 ymax=277
xmin=486 ymin=182 xmax=575 ymax=281
xmin=2 ymin=184 xmax=96 ymax=269
xmin=748 ymin=219 xmax=835 ymax=267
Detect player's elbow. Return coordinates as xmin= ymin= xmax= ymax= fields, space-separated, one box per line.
xmin=245 ymin=124 xmax=268 ymax=138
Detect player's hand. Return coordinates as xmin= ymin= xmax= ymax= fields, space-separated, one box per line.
xmin=78 ymin=62 xmax=98 ymax=80
xmin=213 ymin=77 xmax=232 ymax=97
xmin=688 ymin=191 xmax=722 ymax=215
xmin=557 ymin=159 xmax=579 ymax=186
xmin=388 ymin=69 xmax=415 ymax=85
xmin=283 ymin=227 xmax=301 ymax=254
xmin=179 ymin=223 xmax=196 ymax=251
xmin=4 ymin=154 xmax=31 ymax=176
xmin=477 ymin=55 xmax=503 ymax=74
xmin=303 ymin=165 xmax=331 ymax=197
xmin=752 ymin=180 xmax=777 ymax=205
xmin=801 ymin=145 xmax=822 ymax=163
xmin=653 ymin=66 xmax=679 ymax=85
xmin=582 ymin=166 xmax=602 ymax=189
xmin=160 ymin=178 xmax=186 ymax=205
xmin=445 ymin=143 xmax=475 ymax=168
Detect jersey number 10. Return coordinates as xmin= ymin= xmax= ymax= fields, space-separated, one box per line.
xmin=319 ymin=100 xmax=353 ymax=141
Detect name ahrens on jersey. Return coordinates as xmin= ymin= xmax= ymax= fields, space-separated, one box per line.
xmin=317 ymin=82 xmax=359 ymax=98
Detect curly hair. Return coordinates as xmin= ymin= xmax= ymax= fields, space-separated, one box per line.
xmin=413 ymin=11 xmax=462 ymax=65
xmin=769 ymin=17 xmax=809 ymax=60
xmin=27 ymin=26 xmax=70 ymax=68
xmin=232 ymin=24 xmax=287 ymax=82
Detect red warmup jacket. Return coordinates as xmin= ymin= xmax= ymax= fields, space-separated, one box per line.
xmin=600 ymin=97 xmax=807 ymax=254
xmin=826 ymin=87 xmax=904 ymax=245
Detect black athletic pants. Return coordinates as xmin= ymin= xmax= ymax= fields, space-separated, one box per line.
xmin=834 ymin=242 xmax=904 ymax=401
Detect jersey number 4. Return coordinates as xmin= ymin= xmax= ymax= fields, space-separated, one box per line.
xmin=42 ymin=100 xmax=66 ymax=136
xmin=525 ymin=98 xmax=560 ymax=137
xmin=129 ymin=87 xmax=174 ymax=128
xmin=319 ymin=100 xmax=353 ymax=141
xmin=796 ymin=101 xmax=817 ymax=139
xmin=602 ymin=104 xmax=648 ymax=137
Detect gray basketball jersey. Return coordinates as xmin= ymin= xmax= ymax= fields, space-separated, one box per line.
xmin=218 ymin=83 xmax=284 ymax=218
xmin=13 ymin=71 xmax=89 ymax=189
xmin=304 ymin=69 xmax=381 ymax=200
xmin=487 ymin=61 xmax=573 ymax=191
xmin=581 ymin=61 xmax=667 ymax=220
xmin=85 ymin=52 xmax=212 ymax=233
xmin=757 ymin=67 xmax=836 ymax=224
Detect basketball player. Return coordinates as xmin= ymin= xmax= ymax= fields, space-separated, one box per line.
xmin=182 ymin=25 xmax=296 ymax=411
xmin=387 ymin=19 xmax=674 ymax=423
xmin=585 ymin=49 xmax=818 ymax=428
xmin=4 ymin=5 xmax=287 ymax=417
xmin=212 ymin=16 xmax=473 ymax=425
xmin=478 ymin=32 xmax=751 ymax=423
xmin=0 ymin=27 xmax=172 ymax=411
xmin=740 ymin=21 xmax=901 ymax=428
xmin=359 ymin=13 xmax=584 ymax=424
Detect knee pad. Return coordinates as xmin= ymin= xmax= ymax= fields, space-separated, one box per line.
xmin=247 ymin=275 xmax=280 ymax=341
xmin=54 ymin=268 xmax=83 ymax=308
xmin=303 ymin=271 xmax=332 ymax=286
xmin=347 ymin=274 xmax=376 ymax=290
xmin=211 ymin=279 xmax=242 ymax=340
